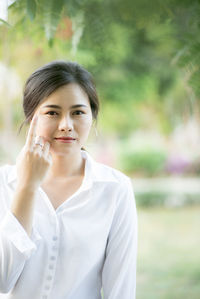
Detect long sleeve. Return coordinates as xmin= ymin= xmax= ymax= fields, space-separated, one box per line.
xmin=0 ymin=209 xmax=40 ymax=293
xmin=0 ymin=164 xmax=42 ymax=294
xmin=102 ymin=177 xmax=138 ymax=299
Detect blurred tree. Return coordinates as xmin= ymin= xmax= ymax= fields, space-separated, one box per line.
xmin=0 ymin=0 xmax=200 ymax=137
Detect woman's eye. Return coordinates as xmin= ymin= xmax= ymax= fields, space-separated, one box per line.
xmin=73 ymin=110 xmax=85 ymax=115
xmin=46 ymin=111 xmax=58 ymax=116
xmin=45 ymin=110 xmax=85 ymax=117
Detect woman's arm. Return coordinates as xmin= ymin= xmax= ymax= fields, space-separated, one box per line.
xmin=11 ymin=185 xmax=37 ymax=237
xmin=0 ymin=114 xmax=51 ymax=293
xmin=102 ymin=177 xmax=138 ymax=299
xmin=11 ymin=113 xmax=51 ymax=236
xmin=0 ymin=182 xmax=40 ymax=293
xmin=0 ymin=207 xmax=38 ymax=293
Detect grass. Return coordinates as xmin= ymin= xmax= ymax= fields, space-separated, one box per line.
xmin=136 ymin=205 xmax=200 ymax=299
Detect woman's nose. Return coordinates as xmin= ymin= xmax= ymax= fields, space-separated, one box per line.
xmin=58 ymin=116 xmax=73 ymax=131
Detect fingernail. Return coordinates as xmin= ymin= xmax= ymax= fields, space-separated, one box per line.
xmin=35 ymin=135 xmax=40 ymax=142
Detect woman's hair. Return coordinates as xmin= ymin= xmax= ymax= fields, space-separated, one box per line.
xmin=18 ymin=60 xmax=100 ymax=150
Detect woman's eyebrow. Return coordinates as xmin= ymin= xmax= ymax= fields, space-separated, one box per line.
xmin=42 ymin=104 xmax=88 ymax=109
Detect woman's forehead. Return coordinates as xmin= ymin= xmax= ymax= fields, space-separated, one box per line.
xmin=39 ymin=83 xmax=90 ymax=109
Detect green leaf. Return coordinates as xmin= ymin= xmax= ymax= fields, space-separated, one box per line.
xmin=42 ymin=0 xmax=65 ymax=41
xmin=48 ymin=37 xmax=54 ymax=47
xmin=0 ymin=18 xmax=12 ymax=27
xmin=27 ymin=0 xmax=36 ymax=21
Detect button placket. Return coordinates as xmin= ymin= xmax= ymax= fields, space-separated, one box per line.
xmin=41 ymin=218 xmax=60 ymax=299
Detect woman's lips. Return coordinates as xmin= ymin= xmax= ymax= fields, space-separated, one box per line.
xmin=55 ymin=138 xmax=75 ymax=143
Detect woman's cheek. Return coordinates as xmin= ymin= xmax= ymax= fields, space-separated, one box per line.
xmin=79 ymin=116 xmax=93 ymax=126
xmin=39 ymin=115 xmax=57 ymax=126
xmin=36 ymin=117 xmax=54 ymax=135
xmin=79 ymin=120 xmax=92 ymax=138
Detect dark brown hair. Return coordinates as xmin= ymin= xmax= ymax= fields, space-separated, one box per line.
xmin=18 ymin=60 xmax=100 ymax=150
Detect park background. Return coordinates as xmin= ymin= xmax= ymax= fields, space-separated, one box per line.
xmin=0 ymin=0 xmax=200 ymax=298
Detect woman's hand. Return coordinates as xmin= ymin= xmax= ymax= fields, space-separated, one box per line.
xmin=16 ymin=114 xmax=52 ymax=190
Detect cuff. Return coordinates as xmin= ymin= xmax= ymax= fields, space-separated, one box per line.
xmin=0 ymin=210 xmax=41 ymax=259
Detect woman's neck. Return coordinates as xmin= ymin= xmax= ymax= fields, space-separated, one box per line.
xmin=46 ymin=151 xmax=85 ymax=181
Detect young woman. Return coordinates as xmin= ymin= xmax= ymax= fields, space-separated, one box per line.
xmin=0 ymin=61 xmax=138 ymax=299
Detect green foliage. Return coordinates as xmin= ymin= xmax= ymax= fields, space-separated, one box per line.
xmin=0 ymin=18 xmax=11 ymax=27
xmin=7 ymin=0 xmax=66 ymax=43
xmin=1 ymin=0 xmax=200 ymax=135
xmin=135 ymin=192 xmax=200 ymax=207
xmin=116 ymin=135 xmax=168 ymax=176
xmin=136 ymin=192 xmax=167 ymax=207
xmin=41 ymin=0 xmax=65 ymax=45
xmin=98 ymin=101 xmax=141 ymax=136
xmin=119 ymin=148 xmax=167 ymax=176
xmin=26 ymin=0 xmax=36 ymax=21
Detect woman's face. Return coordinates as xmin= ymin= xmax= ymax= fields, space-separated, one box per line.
xmin=33 ymin=83 xmax=93 ymax=156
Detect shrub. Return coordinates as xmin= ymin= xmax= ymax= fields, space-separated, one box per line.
xmin=118 ymin=148 xmax=167 ymax=177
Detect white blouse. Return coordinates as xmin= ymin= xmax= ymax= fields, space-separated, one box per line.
xmin=0 ymin=150 xmax=138 ymax=299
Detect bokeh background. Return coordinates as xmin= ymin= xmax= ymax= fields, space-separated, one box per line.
xmin=0 ymin=0 xmax=200 ymax=298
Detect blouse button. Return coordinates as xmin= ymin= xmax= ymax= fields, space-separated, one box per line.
xmin=50 ymin=256 xmax=56 ymax=261
xmin=45 ymin=285 xmax=50 ymax=290
xmin=49 ymin=264 xmax=54 ymax=270
xmin=52 ymin=236 xmax=58 ymax=241
xmin=46 ymin=275 xmax=52 ymax=281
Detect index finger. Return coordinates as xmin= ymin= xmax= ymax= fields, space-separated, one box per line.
xmin=25 ymin=114 xmax=38 ymax=149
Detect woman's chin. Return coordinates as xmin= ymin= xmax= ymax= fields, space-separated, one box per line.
xmin=50 ymin=147 xmax=75 ymax=156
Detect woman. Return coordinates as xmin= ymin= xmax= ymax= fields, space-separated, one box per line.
xmin=0 ymin=61 xmax=138 ymax=299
